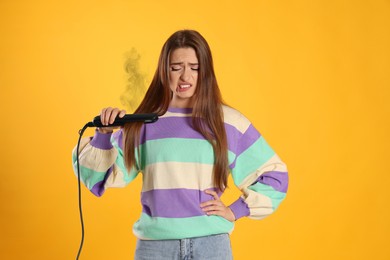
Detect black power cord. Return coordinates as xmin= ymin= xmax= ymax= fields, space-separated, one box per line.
xmin=76 ymin=122 xmax=94 ymax=260
xmin=74 ymin=114 xmax=157 ymax=259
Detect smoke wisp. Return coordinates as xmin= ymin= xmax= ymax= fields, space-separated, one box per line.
xmin=120 ymin=48 xmax=147 ymax=113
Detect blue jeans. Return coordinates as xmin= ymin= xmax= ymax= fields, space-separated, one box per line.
xmin=135 ymin=233 xmax=233 ymax=260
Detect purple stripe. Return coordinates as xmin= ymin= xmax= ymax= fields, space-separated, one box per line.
xmin=139 ymin=117 xmax=260 ymax=156
xmin=90 ymin=167 xmax=114 ymax=197
xmin=229 ymin=158 xmax=237 ymax=169
xmin=233 ymin=124 xmax=261 ymax=156
xmin=227 ymin=124 xmax=260 ymax=168
xmin=224 ymin=124 xmax=242 ymax=154
xmin=90 ymin=130 xmax=114 ymax=150
xmin=141 ymin=188 xmax=220 ymax=218
xmin=256 ymin=171 xmax=289 ymax=193
xmin=139 ymin=117 xmax=205 ymax=144
xmin=228 ymin=197 xmax=250 ymax=220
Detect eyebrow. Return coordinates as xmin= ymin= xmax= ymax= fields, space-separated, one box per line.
xmin=169 ymin=62 xmax=199 ymax=66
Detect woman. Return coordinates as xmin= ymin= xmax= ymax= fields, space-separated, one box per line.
xmin=73 ymin=30 xmax=288 ymax=259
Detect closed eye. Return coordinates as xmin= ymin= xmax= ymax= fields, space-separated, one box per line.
xmin=170 ymin=65 xmax=199 ymax=71
xmin=170 ymin=66 xmax=182 ymax=71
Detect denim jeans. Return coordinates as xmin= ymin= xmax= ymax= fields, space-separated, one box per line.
xmin=134 ymin=233 xmax=233 ymax=260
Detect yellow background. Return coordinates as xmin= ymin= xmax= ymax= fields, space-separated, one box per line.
xmin=1 ymin=0 xmax=389 ymax=259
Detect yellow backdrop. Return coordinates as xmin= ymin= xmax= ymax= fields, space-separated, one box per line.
xmin=1 ymin=0 xmax=389 ymax=259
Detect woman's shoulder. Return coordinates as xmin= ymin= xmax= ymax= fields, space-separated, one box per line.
xmin=222 ymin=105 xmax=252 ymax=134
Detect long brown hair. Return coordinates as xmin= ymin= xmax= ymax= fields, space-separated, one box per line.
xmin=123 ymin=30 xmax=229 ymax=191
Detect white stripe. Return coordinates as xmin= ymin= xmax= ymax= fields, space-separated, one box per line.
xmin=243 ymin=187 xmax=274 ymax=219
xmin=222 ymin=105 xmax=251 ymax=134
xmin=78 ymin=143 xmax=118 ymax=172
xmin=104 ymin=166 xmax=128 ymax=188
xmin=142 ymin=161 xmax=215 ymax=192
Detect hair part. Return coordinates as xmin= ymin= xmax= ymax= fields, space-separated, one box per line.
xmin=123 ymin=30 xmax=229 ymax=191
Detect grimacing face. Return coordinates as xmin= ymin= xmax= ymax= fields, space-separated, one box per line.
xmin=168 ymin=47 xmax=199 ymax=108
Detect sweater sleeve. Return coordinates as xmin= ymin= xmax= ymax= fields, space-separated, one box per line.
xmin=71 ymin=129 xmax=140 ymax=197
xmin=228 ymin=121 xmax=288 ymax=221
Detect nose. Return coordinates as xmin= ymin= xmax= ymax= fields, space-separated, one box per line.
xmin=180 ymin=67 xmax=191 ymax=81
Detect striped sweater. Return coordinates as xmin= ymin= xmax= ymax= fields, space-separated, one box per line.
xmin=72 ymin=106 xmax=288 ymax=240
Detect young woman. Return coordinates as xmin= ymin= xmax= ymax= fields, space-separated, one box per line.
xmin=73 ymin=30 xmax=288 ymax=259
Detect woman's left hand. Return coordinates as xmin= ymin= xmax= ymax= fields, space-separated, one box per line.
xmin=200 ymin=190 xmax=236 ymax=222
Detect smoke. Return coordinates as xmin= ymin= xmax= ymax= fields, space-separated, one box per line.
xmin=120 ymin=48 xmax=147 ymax=113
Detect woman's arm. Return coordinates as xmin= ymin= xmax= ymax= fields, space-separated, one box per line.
xmin=71 ymin=108 xmax=140 ymax=196
xmin=228 ymin=124 xmax=289 ymax=220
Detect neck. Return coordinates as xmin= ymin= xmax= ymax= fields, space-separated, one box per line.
xmin=169 ymin=98 xmax=194 ymax=108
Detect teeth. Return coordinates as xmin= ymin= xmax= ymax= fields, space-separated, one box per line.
xmin=179 ymin=84 xmax=191 ymax=89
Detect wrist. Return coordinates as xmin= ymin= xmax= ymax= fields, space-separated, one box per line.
xmin=91 ymin=128 xmax=114 ymax=149
xmin=229 ymin=197 xmax=250 ymax=220
xmin=97 ymin=127 xmax=113 ymax=134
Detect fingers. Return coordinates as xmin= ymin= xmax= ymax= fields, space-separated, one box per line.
xmin=200 ymin=200 xmax=225 ymax=214
xmin=97 ymin=107 xmax=126 ymax=133
xmin=100 ymin=107 xmax=127 ymax=126
xmin=204 ymin=189 xmax=220 ymax=201
xmin=118 ymin=109 xmax=126 ymax=118
xmin=200 ymin=189 xmax=236 ymax=222
xmin=200 ymin=190 xmax=220 ymax=210
xmin=200 ymin=199 xmax=236 ymax=222
xmin=101 ymin=107 xmax=115 ymax=125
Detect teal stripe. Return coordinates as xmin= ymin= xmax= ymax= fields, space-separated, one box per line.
xmin=248 ymin=182 xmax=286 ymax=209
xmin=140 ymin=138 xmax=215 ymax=165
xmin=72 ymin=150 xmax=78 ymax=163
xmin=112 ymin=141 xmax=139 ymax=183
xmin=110 ymin=134 xmax=123 ymax=156
xmin=232 ymin=136 xmax=275 ymax=186
xmin=133 ymin=213 xmax=234 ymax=240
xmin=227 ymin=150 xmax=235 ymax=165
xmin=112 ymin=140 xmax=126 ymax=173
xmin=73 ymin=163 xmax=107 ymax=190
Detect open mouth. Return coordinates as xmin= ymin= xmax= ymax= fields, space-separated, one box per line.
xmin=177 ymin=84 xmax=192 ymax=92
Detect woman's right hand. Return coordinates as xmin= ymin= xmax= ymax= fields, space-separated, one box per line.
xmin=97 ymin=107 xmax=127 ymax=134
